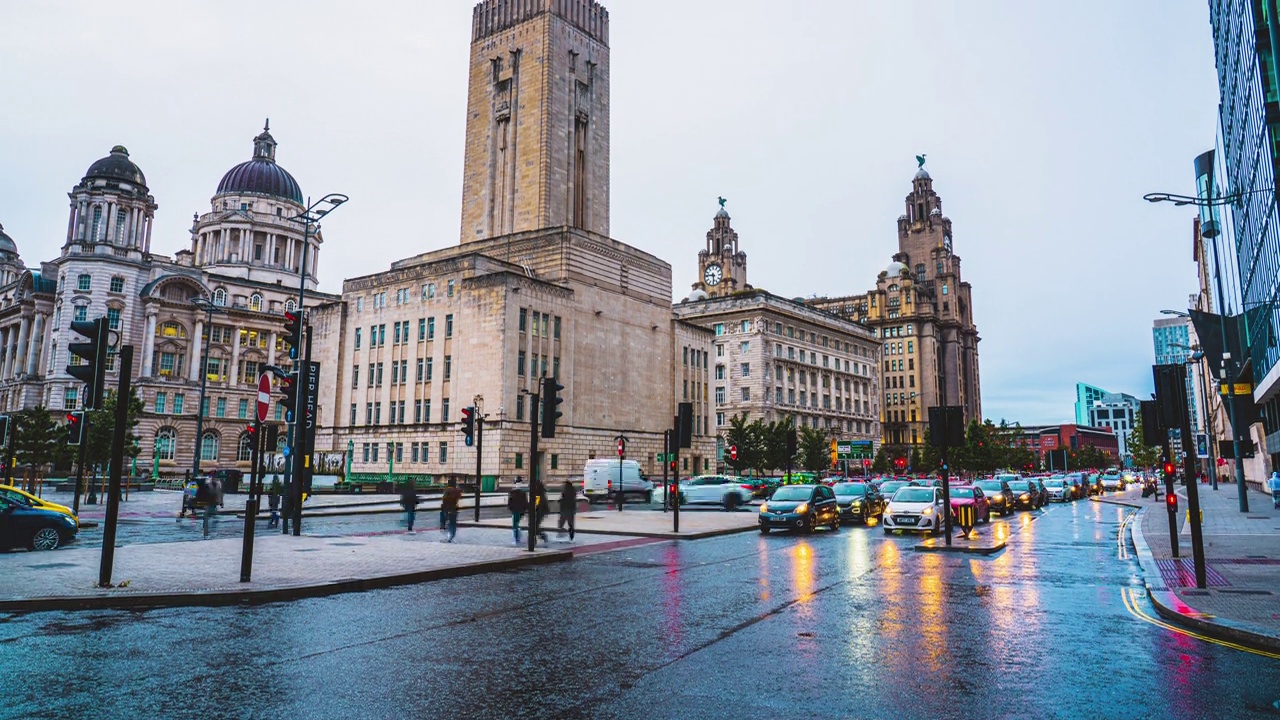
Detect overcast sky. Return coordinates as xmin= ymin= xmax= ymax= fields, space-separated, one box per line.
xmin=0 ymin=1 xmax=1220 ymax=425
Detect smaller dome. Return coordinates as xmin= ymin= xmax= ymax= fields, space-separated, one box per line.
xmin=930 ymin=207 xmax=942 ymax=216
xmin=687 ymin=289 xmax=709 ymax=302
xmin=715 ymin=207 xmax=729 ymax=218
xmin=84 ymin=146 xmax=147 ymax=188
xmin=915 ymin=167 xmax=931 ymax=180
xmin=885 ymin=260 xmax=908 ymax=277
xmin=0 ymin=224 xmax=16 ymax=255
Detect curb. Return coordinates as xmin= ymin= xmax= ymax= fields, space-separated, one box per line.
xmin=1129 ymin=507 xmax=1280 ymax=655
xmin=913 ymin=539 xmax=1006 ymax=555
xmin=0 ymin=549 xmax=571 ymax=614
xmin=456 ymin=519 xmax=759 ymax=540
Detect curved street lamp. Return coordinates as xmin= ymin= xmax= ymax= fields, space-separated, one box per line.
xmin=1143 ymin=187 xmax=1274 ymax=208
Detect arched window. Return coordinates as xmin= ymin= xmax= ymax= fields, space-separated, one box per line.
xmin=237 ymin=433 xmax=253 ymax=462
xmin=200 ymin=432 xmax=220 ymax=461
xmin=155 ymin=428 xmax=177 ymax=461
xmin=212 ymin=288 xmax=227 ymax=306
xmin=284 ymin=299 xmax=296 ymax=314
xmin=249 ymin=294 xmax=263 ymax=312
xmin=161 ymin=321 xmax=186 ymax=339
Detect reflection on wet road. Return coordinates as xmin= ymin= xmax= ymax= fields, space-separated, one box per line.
xmin=3 ymin=499 xmax=1279 ymax=719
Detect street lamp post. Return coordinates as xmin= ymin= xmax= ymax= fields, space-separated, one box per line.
xmin=284 ymin=194 xmax=347 ymax=533
xmin=1170 ymin=341 xmax=1218 ymax=491
xmin=190 ymin=296 xmax=225 ymax=480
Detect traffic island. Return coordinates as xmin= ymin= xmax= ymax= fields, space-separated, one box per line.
xmin=913 ymin=530 xmax=1006 ymax=555
xmin=459 ymin=509 xmax=760 ymax=539
xmin=0 ymin=532 xmax=571 ymax=613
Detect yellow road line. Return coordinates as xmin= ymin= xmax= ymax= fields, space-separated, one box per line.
xmin=1116 ymin=511 xmax=1133 ymax=560
xmin=1120 ymin=587 xmax=1280 ymax=660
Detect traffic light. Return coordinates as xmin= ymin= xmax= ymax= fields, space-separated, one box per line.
xmin=282 ymin=310 xmax=303 ymax=360
xmin=461 ymin=406 xmax=475 ymax=447
xmin=617 ymin=437 xmax=626 ymax=459
xmin=67 ymin=317 xmax=108 ymax=410
xmin=729 ymin=445 xmax=738 ymax=462
xmin=245 ymin=423 xmax=257 ymax=439
xmin=1163 ymin=461 xmax=1176 ymax=479
xmin=66 ymin=411 xmax=86 ymax=446
xmin=278 ymin=370 xmax=299 ymax=421
xmin=1166 ymin=492 xmax=1178 ymax=513
xmin=540 ymin=376 xmax=564 ymax=438
xmin=895 ymin=457 xmax=907 ymax=471
xmin=265 ymin=424 xmax=280 ymax=451
xmin=676 ymin=402 xmax=693 ymax=449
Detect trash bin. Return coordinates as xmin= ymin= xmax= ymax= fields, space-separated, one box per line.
xmin=481 ymin=475 xmax=497 ymax=493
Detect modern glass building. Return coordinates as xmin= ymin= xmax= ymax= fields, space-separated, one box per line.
xmin=1074 ymin=383 xmax=1108 ymax=426
xmin=1152 ymin=316 xmax=1201 ymax=430
xmin=1209 ymin=0 xmax=1280 ymax=403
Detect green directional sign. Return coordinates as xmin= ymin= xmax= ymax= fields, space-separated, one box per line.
xmin=836 ymin=440 xmax=874 ymax=460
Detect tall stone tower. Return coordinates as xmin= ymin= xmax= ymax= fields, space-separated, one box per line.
xmin=459 ymin=0 xmax=611 ymax=243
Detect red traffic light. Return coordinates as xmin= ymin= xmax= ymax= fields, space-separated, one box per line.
xmin=729 ymin=444 xmax=738 ymax=461
xmin=1163 ymin=462 xmax=1176 ymax=477
xmin=862 ymin=459 xmax=872 ymax=467
xmin=1166 ymin=492 xmax=1178 ymax=510
xmin=894 ymin=457 xmax=906 ymax=469
xmin=246 ymin=423 xmax=256 ymax=436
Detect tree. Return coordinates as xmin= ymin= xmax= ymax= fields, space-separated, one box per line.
xmin=871 ymin=446 xmax=891 ymax=474
xmin=85 ymin=390 xmax=144 ymax=472
xmin=919 ymin=429 xmax=942 ymax=474
xmin=1128 ymin=412 xmax=1161 ymax=471
xmin=760 ymin=417 xmax=794 ymax=473
xmin=797 ymin=425 xmax=830 ymax=473
xmin=723 ymin=413 xmax=760 ymax=475
xmin=11 ymin=406 xmax=62 ymax=473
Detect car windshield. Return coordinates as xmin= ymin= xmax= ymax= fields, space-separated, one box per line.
xmin=833 ymin=484 xmax=866 ymax=496
xmin=976 ymin=481 xmax=1004 ymax=492
xmin=771 ymin=487 xmax=812 ymax=502
xmin=996 ymin=475 xmax=1019 ymax=483
xmin=950 ymin=487 xmax=975 ymax=498
xmin=1009 ymin=481 xmax=1031 ymax=491
xmin=1045 ymin=480 xmax=1065 ymax=487
xmin=880 ymin=481 xmax=908 ymax=493
xmin=894 ymin=488 xmax=936 ymax=503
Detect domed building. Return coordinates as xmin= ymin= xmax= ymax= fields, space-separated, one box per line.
xmin=0 ymin=126 xmax=341 ymax=479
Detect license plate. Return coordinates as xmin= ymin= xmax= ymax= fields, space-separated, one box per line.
xmin=896 ymin=516 xmax=918 ymax=525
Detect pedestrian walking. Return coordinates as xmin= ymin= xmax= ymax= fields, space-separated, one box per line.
xmin=507 ymin=483 xmax=529 ymax=545
xmin=441 ymin=480 xmax=462 ymax=542
xmin=194 ymin=478 xmax=217 ymax=538
xmin=557 ymin=480 xmax=577 ymax=541
xmin=1269 ymin=471 xmax=1280 ymax=509
xmin=400 ymin=483 xmax=420 ymax=533
xmin=267 ymin=489 xmax=280 ymax=529
xmin=280 ymin=487 xmax=293 ymax=533
xmin=535 ymin=481 xmax=550 ymax=543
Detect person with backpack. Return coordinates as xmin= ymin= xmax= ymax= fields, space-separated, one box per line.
xmin=557 ymin=480 xmax=578 ymax=541
xmin=507 ymin=483 xmax=529 ymax=545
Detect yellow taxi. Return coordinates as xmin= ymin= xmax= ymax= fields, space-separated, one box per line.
xmin=0 ymin=484 xmax=79 ymax=526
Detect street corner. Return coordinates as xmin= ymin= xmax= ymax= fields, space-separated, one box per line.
xmin=1143 ymin=585 xmax=1280 ymax=657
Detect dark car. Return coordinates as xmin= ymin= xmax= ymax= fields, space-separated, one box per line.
xmin=1007 ymin=480 xmax=1039 ymax=510
xmin=975 ymin=479 xmax=1015 ymax=516
xmin=878 ymin=479 xmax=915 ymax=498
xmin=759 ymin=484 xmax=840 ymax=534
xmin=1028 ymin=479 xmax=1049 ymax=508
xmin=832 ymin=482 xmax=884 ymax=523
xmin=0 ymin=495 xmax=78 ymax=551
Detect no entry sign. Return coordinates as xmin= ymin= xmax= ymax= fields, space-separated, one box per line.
xmin=256 ymin=373 xmax=271 ymax=423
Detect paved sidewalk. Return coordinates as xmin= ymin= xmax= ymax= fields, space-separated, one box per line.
xmin=461 ymin=507 xmax=759 ymax=538
xmin=1130 ymin=480 xmax=1280 ymax=652
xmin=0 ymin=528 xmax=572 ymax=613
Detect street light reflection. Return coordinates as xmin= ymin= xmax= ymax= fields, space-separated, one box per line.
xmin=791 ymin=542 xmax=815 ymax=609
xmin=917 ymin=552 xmax=947 ymax=672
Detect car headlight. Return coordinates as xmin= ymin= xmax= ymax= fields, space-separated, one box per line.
xmin=795 ymin=503 xmax=809 ymax=514
xmin=759 ymin=503 xmax=769 ymax=513
xmin=851 ymin=501 xmax=862 ymax=508
xmin=921 ymin=507 xmax=933 ymax=515
xmin=1019 ymin=494 xmax=1029 ymax=501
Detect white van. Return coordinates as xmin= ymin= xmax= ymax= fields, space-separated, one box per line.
xmin=583 ymin=459 xmax=653 ymax=503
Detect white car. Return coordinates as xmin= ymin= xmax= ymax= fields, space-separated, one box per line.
xmin=1099 ymin=470 xmax=1125 ymax=491
xmin=678 ymin=475 xmax=754 ymax=509
xmin=1043 ymin=477 xmax=1069 ymax=502
xmin=882 ymin=486 xmax=945 ymax=535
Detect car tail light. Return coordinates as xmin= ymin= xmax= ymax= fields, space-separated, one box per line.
xmin=741 ymin=484 xmax=753 ymax=490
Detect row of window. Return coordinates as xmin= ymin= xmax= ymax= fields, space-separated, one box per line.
xmin=518 ymin=308 xmax=562 ymax=339
xmin=361 ymin=441 xmax=449 ymax=465
xmin=356 ymin=316 xmax=453 ymax=350
xmin=711 ymin=411 xmax=872 ymax=435
xmin=154 ymin=428 xmax=273 ymax=463
xmin=352 ymin=398 xmax=452 ymax=426
xmin=356 ymin=280 xmax=457 ymax=313
xmin=354 ymin=355 xmax=453 ymax=388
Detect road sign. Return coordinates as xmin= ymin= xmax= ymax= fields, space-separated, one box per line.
xmin=656 ymin=453 xmax=673 ymax=462
xmin=256 ymin=373 xmax=271 ymax=423
xmin=835 ymin=439 xmax=873 ymax=460
xmin=1220 ymin=382 xmax=1252 ymax=396
xmin=1195 ymin=433 xmax=1209 ymax=459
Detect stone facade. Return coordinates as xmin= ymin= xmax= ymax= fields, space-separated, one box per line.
xmin=460 ymin=0 xmax=611 ymax=243
xmin=808 ymin=167 xmax=981 ymax=450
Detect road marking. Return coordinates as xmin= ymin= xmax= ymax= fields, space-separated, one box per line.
xmin=1116 ymin=510 xmax=1134 ymax=560
xmin=1120 ymin=586 xmax=1280 ymax=660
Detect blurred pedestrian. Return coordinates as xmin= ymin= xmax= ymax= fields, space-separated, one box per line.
xmin=400 ymin=483 xmax=420 ymax=533
xmin=1269 ymin=471 xmax=1280 ymax=509
xmin=507 ymin=483 xmax=529 ymax=545
xmin=535 ymin=481 xmax=550 ymax=543
xmin=280 ymin=487 xmax=293 ymax=533
xmin=441 ymin=479 xmax=462 ymax=542
xmin=267 ymin=488 xmax=280 ymax=529
xmin=557 ymin=480 xmax=577 ymax=541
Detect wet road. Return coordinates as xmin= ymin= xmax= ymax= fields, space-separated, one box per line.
xmin=3 ymin=499 xmax=1279 ymax=719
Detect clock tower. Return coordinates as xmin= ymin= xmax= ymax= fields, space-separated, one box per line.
xmin=693 ymin=199 xmax=748 ymax=298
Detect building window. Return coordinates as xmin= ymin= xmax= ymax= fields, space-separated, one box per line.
xmin=442 ymin=399 xmax=450 ymax=422
xmin=516 ymin=395 xmax=525 ymax=421
xmin=77 ymin=274 xmax=91 ymax=292
xmin=155 ymin=392 xmax=167 ymax=414
xmin=741 ymin=363 xmax=750 ymax=378
xmin=354 ymin=328 xmax=361 ymax=350
xmin=715 ymin=387 xmax=726 ymax=404
xmin=213 ymin=288 xmax=227 ymax=306
xmin=155 ymin=429 xmax=176 ymax=461
xmin=238 ymin=398 xmax=249 ymax=419
xmin=109 ymin=276 xmax=125 ymax=293
xmin=200 ymin=432 xmax=220 ymax=461
xmin=714 ymin=323 xmax=724 ymax=336
xmin=439 ymin=442 xmax=448 ymax=464
xmin=216 ymin=397 xmax=226 ymax=418
xmin=249 ymin=294 xmax=263 ymax=312
xmin=445 ymin=314 xmax=454 ymax=338
xmin=447 ymin=279 xmax=455 ymax=297
xmin=73 ymin=306 xmax=88 ymax=323
xmin=554 ymin=316 xmax=561 ymax=339
xmin=519 ymin=308 xmax=527 ymax=332
xmin=237 ymin=433 xmax=253 ymax=461
xmin=518 ymin=351 xmax=526 ymax=376
xmin=444 ymin=356 xmax=452 ymax=380
xmin=515 ymin=453 xmax=523 ymax=469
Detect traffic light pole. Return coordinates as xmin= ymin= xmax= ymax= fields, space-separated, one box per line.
xmin=1181 ymin=385 xmax=1208 ymax=589
xmin=98 ymin=345 xmax=132 ymax=588
xmin=662 ymin=430 xmax=670 ymax=514
xmin=240 ymin=418 xmax=262 ymax=583
xmin=527 ymin=390 xmax=541 ymax=553
xmin=614 ymin=434 xmax=626 ymax=513
xmin=473 ymin=416 xmax=483 ymax=523
xmin=673 ymin=438 xmax=681 ymax=534
xmin=292 ymin=329 xmax=312 ymax=537
xmin=1163 ymin=442 xmax=1179 ymax=558
xmin=72 ymin=416 xmax=88 ymax=516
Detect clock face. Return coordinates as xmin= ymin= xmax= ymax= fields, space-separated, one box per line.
xmin=704 ymin=263 xmax=723 ymax=286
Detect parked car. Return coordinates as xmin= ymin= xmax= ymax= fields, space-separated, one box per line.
xmin=1063 ymin=473 xmax=1087 ymax=500
xmin=832 ymin=482 xmax=885 ymax=523
xmin=759 ymin=484 xmax=840 ymax=534
xmin=1099 ymin=469 xmax=1125 ymax=492
xmin=974 ymin=479 xmax=1015 ymax=516
xmin=1043 ymin=477 xmax=1069 ymax=502
xmin=883 ymin=486 xmax=947 ymax=535
xmin=584 ymin=459 xmax=653 ymax=503
xmin=679 ymin=475 xmax=754 ymax=509
xmin=0 ymin=485 xmax=79 ymax=526
xmin=0 ymin=495 xmax=78 ymax=551
xmin=1006 ymin=480 xmax=1040 ymax=510
xmin=948 ymin=485 xmax=991 ymax=525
